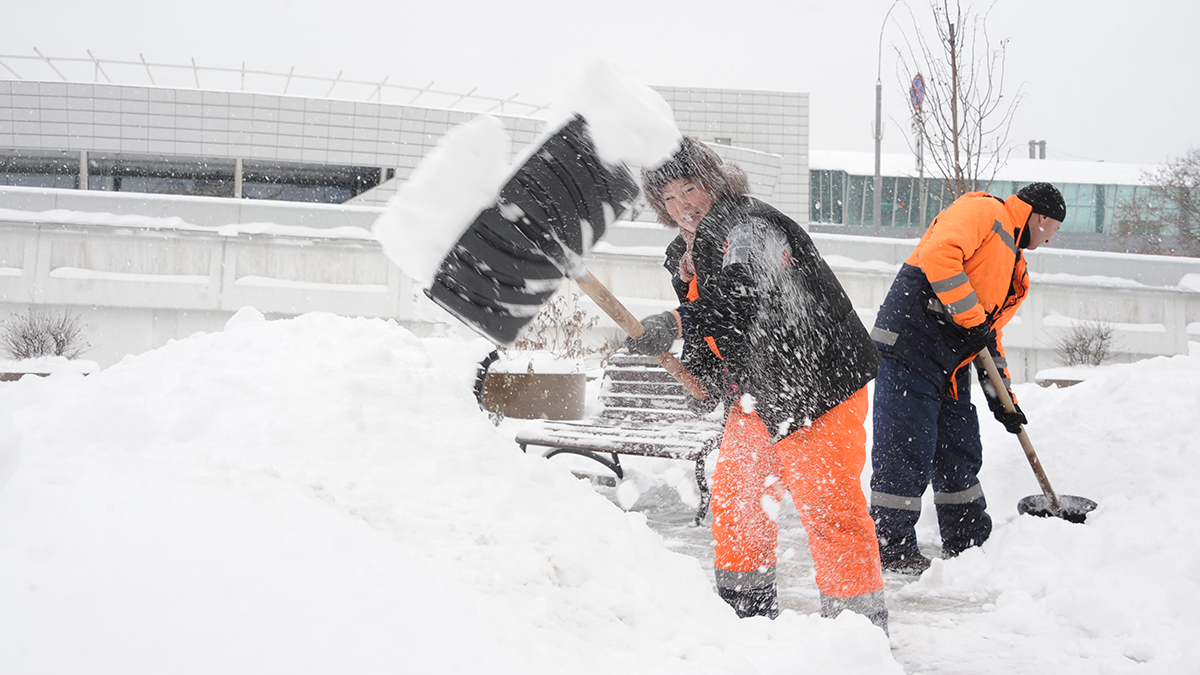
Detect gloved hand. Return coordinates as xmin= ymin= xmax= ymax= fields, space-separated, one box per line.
xmin=979 ymin=365 xmax=1027 ymax=432
xmin=983 ymin=389 xmax=1027 ymax=434
xmin=625 ymin=312 xmax=680 ymax=356
xmin=686 ymin=392 xmax=719 ymax=417
xmin=956 ymin=321 xmax=996 ymax=353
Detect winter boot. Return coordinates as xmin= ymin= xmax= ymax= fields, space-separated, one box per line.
xmin=821 ymin=591 xmax=890 ymax=636
xmin=880 ymin=552 xmax=932 ymax=576
xmin=717 ymin=585 xmax=780 ymax=619
xmin=872 ymin=504 xmax=925 ymax=570
xmin=937 ymin=500 xmax=992 ymax=559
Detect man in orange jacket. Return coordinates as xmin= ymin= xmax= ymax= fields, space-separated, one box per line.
xmin=869 ymin=183 xmax=1065 ymax=574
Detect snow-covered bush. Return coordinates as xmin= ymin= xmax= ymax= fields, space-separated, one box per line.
xmin=509 ymin=293 xmax=603 ymax=361
xmin=0 ymin=307 xmax=90 ymax=360
xmin=1052 ymin=320 xmax=1115 ymax=366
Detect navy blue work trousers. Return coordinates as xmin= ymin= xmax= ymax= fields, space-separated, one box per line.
xmin=870 ymin=356 xmax=992 ymax=561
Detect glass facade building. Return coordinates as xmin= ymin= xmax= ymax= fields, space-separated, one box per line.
xmin=810 ymin=168 xmax=1159 ymax=236
xmin=0 ymin=150 xmax=390 ymax=203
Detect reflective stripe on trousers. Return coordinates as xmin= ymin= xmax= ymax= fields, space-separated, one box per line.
xmin=871 ymin=483 xmax=985 ymax=510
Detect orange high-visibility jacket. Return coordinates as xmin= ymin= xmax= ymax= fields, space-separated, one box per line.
xmin=903 ymin=192 xmax=1032 ymax=380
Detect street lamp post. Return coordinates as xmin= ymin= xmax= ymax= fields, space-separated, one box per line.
xmin=873 ymin=0 xmax=900 ymax=231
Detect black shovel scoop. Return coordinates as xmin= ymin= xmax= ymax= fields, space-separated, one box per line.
xmin=422 ymin=115 xmax=709 ymax=400
xmin=977 ymin=349 xmax=1098 ymax=523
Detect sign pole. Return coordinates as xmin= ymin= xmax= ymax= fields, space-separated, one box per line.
xmin=910 ymin=74 xmax=927 ymax=228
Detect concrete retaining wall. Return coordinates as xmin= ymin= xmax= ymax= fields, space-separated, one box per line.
xmin=2 ymin=193 xmax=1197 ymax=378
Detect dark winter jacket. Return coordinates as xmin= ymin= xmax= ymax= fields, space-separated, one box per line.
xmin=672 ymin=194 xmax=880 ymax=440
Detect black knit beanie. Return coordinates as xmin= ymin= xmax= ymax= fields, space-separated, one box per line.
xmin=1016 ymin=182 xmax=1067 ymax=222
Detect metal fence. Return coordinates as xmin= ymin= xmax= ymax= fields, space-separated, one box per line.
xmin=0 ymin=49 xmax=550 ymax=116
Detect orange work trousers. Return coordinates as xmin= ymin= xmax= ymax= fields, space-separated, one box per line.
xmin=712 ymin=387 xmax=884 ymax=599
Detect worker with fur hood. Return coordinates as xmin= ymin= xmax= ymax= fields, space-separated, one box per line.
xmin=626 ymin=137 xmax=888 ymax=633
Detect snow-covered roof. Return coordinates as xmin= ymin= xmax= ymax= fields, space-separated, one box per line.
xmin=810 ymin=150 xmax=1158 ymax=186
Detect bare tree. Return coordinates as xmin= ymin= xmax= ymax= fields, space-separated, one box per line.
xmin=1114 ymin=148 xmax=1200 ymax=256
xmin=895 ymin=0 xmax=1022 ymax=202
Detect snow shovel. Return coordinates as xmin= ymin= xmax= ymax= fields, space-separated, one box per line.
xmin=423 ymin=115 xmax=708 ymax=400
xmin=976 ymin=348 xmax=1097 ymax=523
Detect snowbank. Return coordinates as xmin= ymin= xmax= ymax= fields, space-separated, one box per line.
xmin=5 ymin=309 xmax=1193 ymax=673
xmin=540 ymin=345 xmax=1200 ymax=674
xmin=893 ymin=345 xmax=1200 ymax=673
xmin=0 ymin=311 xmax=897 ymax=674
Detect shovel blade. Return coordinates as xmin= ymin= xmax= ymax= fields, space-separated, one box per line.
xmin=426 ymin=115 xmax=639 ymax=345
xmin=1018 ymin=494 xmax=1098 ymax=524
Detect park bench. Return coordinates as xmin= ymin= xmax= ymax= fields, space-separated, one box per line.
xmin=513 ymin=352 xmax=723 ymax=525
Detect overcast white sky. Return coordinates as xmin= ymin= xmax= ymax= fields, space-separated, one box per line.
xmin=4 ymin=0 xmax=1197 ymax=166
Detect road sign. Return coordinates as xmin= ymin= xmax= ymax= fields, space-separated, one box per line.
xmin=910 ymin=74 xmax=925 ymax=111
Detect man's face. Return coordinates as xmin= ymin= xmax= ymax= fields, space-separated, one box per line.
xmin=662 ymin=178 xmax=715 ymax=238
xmin=1026 ymin=213 xmax=1062 ymax=250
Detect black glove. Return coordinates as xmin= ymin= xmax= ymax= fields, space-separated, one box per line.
xmin=989 ymin=399 xmax=1027 ymax=435
xmin=956 ymin=321 xmax=996 ymax=353
xmin=979 ymin=381 xmax=1027 ymax=435
xmin=686 ymin=393 xmax=719 ymax=417
xmin=625 ymin=312 xmax=679 ymax=356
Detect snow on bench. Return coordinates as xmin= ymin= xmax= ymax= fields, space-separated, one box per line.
xmin=514 ymin=352 xmax=722 ymax=525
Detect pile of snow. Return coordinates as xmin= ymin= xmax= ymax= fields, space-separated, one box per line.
xmin=544 ymin=344 xmax=1200 ymax=674
xmin=892 ymin=343 xmax=1200 ymax=673
xmin=5 ymin=307 xmax=1194 ymax=673
xmin=0 ymin=310 xmax=897 ymax=674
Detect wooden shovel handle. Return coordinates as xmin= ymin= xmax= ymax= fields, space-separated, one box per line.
xmin=976 ymin=348 xmax=1060 ymax=510
xmin=573 ymin=268 xmax=708 ymax=400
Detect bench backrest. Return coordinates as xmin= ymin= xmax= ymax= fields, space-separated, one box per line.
xmin=598 ymin=353 xmax=694 ymax=424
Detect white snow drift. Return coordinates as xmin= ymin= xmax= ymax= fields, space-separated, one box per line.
xmin=2 ymin=309 xmax=1197 ymax=674
xmin=0 ymin=311 xmax=896 ymax=674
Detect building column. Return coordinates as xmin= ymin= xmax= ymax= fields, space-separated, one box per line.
xmin=79 ymin=150 xmax=88 ymax=190
xmin=234 ymin=158 xmax=243 ymax=198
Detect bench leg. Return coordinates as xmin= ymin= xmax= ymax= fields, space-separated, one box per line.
xmin=694 ymin=456 xmax=710 ymax=526
xmin=543 ymin=448 xmax=625 ymax=480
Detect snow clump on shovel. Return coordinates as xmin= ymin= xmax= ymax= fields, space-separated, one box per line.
xmin=372 ymin=114 xmax=512 ymax=287
xmin=550 ymin=59 xmax=681 ymax=168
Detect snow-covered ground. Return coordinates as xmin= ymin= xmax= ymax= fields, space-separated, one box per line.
xmin=0 ymin=311 xmax=896 ymax=674
xmin=558 ymin=342 xmax=1200 ymax=674
xmin=1 ymin=311 xmax=1197 ymax=674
